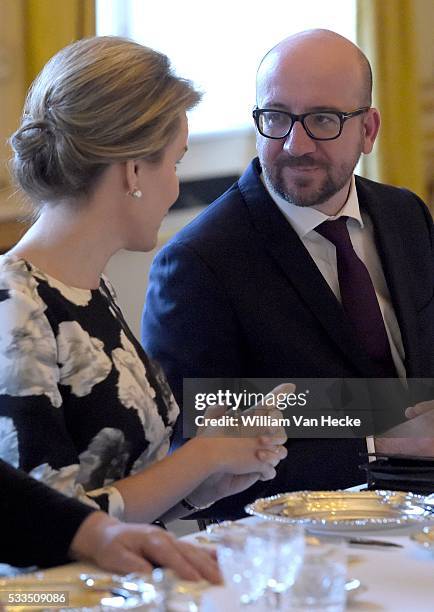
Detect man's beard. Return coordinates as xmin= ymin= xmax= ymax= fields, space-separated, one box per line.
xmin=262 ymin=150 xmax=362 ymax=208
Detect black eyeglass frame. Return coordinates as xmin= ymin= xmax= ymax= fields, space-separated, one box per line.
xmin=252 ymin=106 xmax=370 ymax=141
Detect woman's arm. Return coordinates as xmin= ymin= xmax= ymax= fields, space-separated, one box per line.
xmin=114 ymin=434 xmax=285 ymax=523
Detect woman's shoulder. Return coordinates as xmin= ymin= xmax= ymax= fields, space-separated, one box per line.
xmin=0 ymin=254 xmax=47 ymax=321
xmin=0 ymin=253 xmax=39 ymax=295
xmin=0 ymin=254 xmax=95 ymax=308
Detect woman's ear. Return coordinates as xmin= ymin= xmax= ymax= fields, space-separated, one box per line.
xmin=125 ymin=159 xmax=140 ymax=196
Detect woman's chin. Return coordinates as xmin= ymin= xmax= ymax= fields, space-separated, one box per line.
xmin=125 ymin=233 xmax=158 ymax=253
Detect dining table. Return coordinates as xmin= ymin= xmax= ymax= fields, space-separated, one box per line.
xmin=1 ymin=514 xmax=433 ymax=612
xmin=184 ymin=516 xmax=434 ymax=611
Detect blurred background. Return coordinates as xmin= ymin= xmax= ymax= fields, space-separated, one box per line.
xmin=0 ymin=0 xmax=433 ymax=338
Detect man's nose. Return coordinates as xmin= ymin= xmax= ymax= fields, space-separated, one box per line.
xmin=283 ymin=121 xmax=317 ymax=156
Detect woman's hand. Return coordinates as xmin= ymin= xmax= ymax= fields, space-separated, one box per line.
xmin=69 ymin=512 xmax=221 ymax=583
xmin=195 ymin=382 xmax=292 ymax=469
xmin=186 ymin=435 xmax=287 ymax=507
xmin=113 ymin=384 xmax=292 ymax=523
xmin=184 ymin=384 xmax=293 ymax=507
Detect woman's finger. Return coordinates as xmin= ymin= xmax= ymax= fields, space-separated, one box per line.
xmin=258 ymin=434 xmax=288 ymax=446
xmin=142 ymin=533 xmax=203 ymax=581
xmin=111 ymin=547 xmax=154 ymax=574
xmin=173 ymin=541 xmax=222 ymax=584
xmin=256 ymin=446 xmax=287 ymax=465
xmin=258 ymin=465 xmax=277 ymax=480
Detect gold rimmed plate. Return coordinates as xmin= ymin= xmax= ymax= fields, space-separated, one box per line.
xmin=245 ymin=490 xmax=434 ymax=532
xmin=411 ymin=527 xmax=434 ymax=551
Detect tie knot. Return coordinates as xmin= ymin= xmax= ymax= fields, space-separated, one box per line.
xmin=315 ymin=216 xmax=351 ymax=248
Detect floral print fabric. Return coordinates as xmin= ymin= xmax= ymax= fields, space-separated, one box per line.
xmin=0 ymin=255 xmax=179 ymax=517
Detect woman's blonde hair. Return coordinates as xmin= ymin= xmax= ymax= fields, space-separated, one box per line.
xmin=10 ymin=36 xmax=201 ymax=205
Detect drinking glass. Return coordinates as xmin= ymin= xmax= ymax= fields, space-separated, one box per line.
xmin=247 ymin=522 xmax=305 ymax=610
xmin=287 ymin=537 xmax=348 ymax=612
xmin=216 ymin=527 xmax=270 ymax=605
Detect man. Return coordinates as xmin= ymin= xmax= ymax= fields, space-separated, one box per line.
xmin=0 ymin=459 xmax=220 ymax=581
xmin=142 ymin=30 xmax=434 ymax=517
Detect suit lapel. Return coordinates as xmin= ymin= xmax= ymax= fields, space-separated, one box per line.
xmin=239 ymin=161 xmax=379 ymax=376
xmin=356 ymin=177 xmax=421 ymax=376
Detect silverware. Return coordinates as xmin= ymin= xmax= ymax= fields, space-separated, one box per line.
xmin=306 ymin=534 xmax=402 ymax=548
xmin=346 ymin=536 xmax=402 ymax=548
xmin=196 ymin=532 xmax=403 ymax=548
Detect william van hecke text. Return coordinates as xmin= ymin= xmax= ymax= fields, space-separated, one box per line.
xmin=239 ymin=414 xmax=361 ymax=427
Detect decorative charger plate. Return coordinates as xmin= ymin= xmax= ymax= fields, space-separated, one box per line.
xmin=245 ymin=490 xmax=434 ymax=531
xmin=411 ymin=527 xmax=434 ymax=551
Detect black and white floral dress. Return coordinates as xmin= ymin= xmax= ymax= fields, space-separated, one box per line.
xmin=0 ymin=255 xmax=179 ymax=517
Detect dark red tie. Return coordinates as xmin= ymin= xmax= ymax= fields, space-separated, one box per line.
xmin=316 ymin=217 xmax=396 ymax=377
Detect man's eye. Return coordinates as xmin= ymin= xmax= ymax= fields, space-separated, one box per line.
xmin=312 ymin=113 xmax=339 ymax=126
xmin=267 ymin=112 xmax=287 ymax=124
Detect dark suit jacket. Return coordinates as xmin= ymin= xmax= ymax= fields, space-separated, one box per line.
xmin=0 ymin=459 xmax=94 ymax=567
xmin=142 ymin=158 xmax=434 ymax=519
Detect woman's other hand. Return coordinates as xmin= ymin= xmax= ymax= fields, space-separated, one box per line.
xmin=69 ymin=512 xmax=221 ymax=583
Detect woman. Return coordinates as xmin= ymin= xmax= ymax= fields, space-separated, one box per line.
xmin=0 ymin=36 xmax=287 ymax=524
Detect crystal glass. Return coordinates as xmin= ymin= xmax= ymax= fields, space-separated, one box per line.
xmin=247 ymin=522 xmax=305 ymax=610
xmin=214 ymin=521 xmax=305 ymax=608
xmin=216 ymin=526 xmax=270 ymax=605
xmin=287 ymin=538 xmax=348 ymax=612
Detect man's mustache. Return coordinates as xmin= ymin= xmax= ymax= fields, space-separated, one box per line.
xmin=276 ymin=155 xmax=327 ymax=169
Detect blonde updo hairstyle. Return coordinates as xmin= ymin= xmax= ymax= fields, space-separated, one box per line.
xmin=10 ymin=36 xmax=201 ymax=206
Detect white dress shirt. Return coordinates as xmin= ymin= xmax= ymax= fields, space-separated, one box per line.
xmin=263 ymin=175 xmax=406 ymax=454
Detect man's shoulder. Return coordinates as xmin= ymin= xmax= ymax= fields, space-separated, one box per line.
xmin=355 ymin=175 xmax=432 ymax=239
xmin=355 ymin=174 xmax=424 ymax=203
xmin=164 ymin=161 xmax=262 ymax=253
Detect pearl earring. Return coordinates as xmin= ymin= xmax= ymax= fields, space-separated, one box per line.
xmin=128 ymin=189 xmax=142 ymax=198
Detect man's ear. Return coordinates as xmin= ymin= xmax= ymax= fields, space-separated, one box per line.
xmin=362 ymin=107 xmax=381 ymax=154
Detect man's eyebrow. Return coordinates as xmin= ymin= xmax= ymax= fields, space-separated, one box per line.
xmin=259 ymin=103 xmax=343 ymax=113
xmin=305 ymin=105 xmax=342 ymax=112
xmin=259 ymin=102 xmax=289 ymax=110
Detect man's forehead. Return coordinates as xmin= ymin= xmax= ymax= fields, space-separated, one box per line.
xmin=258 ymin=30 xmax=361 ymax=71
xmin=256 ymin=42 xmax=363 ymax=108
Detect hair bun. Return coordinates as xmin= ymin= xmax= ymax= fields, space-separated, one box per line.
xmin=11 ymin=117 xmax=56 ymax=161
xmin=10 ymin=36 xmax=201 ymax=205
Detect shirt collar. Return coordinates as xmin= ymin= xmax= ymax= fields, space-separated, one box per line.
xmin=262 ymin=174 xmax=364 ymax=239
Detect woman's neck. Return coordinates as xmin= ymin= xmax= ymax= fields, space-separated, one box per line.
xmin=9 ymin=205 xmax=122 ymax=290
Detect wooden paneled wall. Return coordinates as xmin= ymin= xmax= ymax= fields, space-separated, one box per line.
xmin=0 ymin=0 xmax=27 ymax=248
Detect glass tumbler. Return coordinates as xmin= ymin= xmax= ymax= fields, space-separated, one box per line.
xmin=287 ymin=537 xmax=347 ymax=612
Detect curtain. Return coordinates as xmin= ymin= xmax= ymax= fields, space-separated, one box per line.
xmin=25 ymin=0 xmax=95 ymax=87
xmin=356 ymin=0 xmax=427 ymax=201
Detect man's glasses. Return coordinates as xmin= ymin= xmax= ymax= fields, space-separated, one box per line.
xmin=252 ymin=107 xmax=370 ymax=141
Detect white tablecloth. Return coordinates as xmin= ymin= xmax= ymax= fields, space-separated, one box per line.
xmin=1 ymin=521 xmax=433 ymax=611
xmin=182 ymin=518 xmax=434 ymax=612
